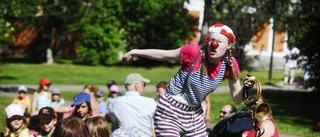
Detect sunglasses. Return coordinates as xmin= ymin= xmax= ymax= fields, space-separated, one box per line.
xmin=220 ymin=110 xmax=228 ymax=115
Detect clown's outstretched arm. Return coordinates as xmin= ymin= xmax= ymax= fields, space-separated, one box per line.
xmin=122 ymin=48 xmax=181 ymax=63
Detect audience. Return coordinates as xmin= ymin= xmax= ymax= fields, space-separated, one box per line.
xmin=12 ymin=85 xmax=32 ymax=117
xmin=52 ymin=117 xmax=90 ymax=137
xmin=85 ymin=117 xmax=110 ymax=137
xmin=95 ymin=90 xmax=109 ymax=117
xmin=155 ymin=81 xmax=168 ymax=102
xmin=49 ymin=88 xmax=65 ymax=108
xmin=32 ymin=78 xmax=52 ymax=116
xmin=83 ymin=85 xmax=100 ymax=117
xmin=110 ymin=73 xmax=157 ymax=136
xmin=4 ymin=104 xmax=31 ymax=137
xmin=71 ymin=92 xmax=92 ymax=121
xmin=219 ymin=104 xmax=237 ymax=121
xmin=30 ymin=107 xmax=57 ymax=137
xmin=106 ymin=84 xmax=121 ymax=111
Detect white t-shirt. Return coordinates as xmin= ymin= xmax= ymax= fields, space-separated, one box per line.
xmin=284 ymin=47 xmax=300 ymax=68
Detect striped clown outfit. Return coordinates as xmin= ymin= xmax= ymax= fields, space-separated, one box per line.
xmin=154 ymin=23 xmax=241 ymax=137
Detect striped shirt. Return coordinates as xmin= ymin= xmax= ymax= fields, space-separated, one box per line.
xmin=167 ymin=44 xmax=240 ymax=106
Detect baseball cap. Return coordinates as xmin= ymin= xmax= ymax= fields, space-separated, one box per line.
xmin=208 ymin=23 xmax=236 ymax=43
xmin=72 ymin=92 xmax=91 ymax=106
xmin=5 ymin=104 xmax=24 ymax=118
xmin=39 ymin=78 xmax=51 ymax=86
xmin=125 ymin=73 xmax=150 ymax=85
xmin=38 ymin=107 xmax=57 ymax=125
xmin=96 ymin=90 xmax=105 ymax=97
xmin=52 ymin=88 xmax=61 ymax=94
xmin=109 ymin=85 xmax=120 ymax=93
xmin=18 ymin=85 xmax=28 ymax=92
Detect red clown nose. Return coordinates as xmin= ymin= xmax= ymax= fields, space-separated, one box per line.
xmin=211 ymin=40 xmax=219 ymax=49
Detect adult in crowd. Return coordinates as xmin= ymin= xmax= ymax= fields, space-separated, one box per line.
xmin=283 ymin=40 xmax=300 ymax=86
xmin=110 ymin=73 xmax=157 ymax=137
xmin=219 ymin=104 xmax=237 ymax=121
xmin=122 ymin=23 xmax=255 ymax=136
xmin=246 ymin=98 xmax=279 ymax=137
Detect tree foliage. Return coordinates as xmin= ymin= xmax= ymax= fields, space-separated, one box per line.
xmin=209 ymin=0 xmax=320 ymax=90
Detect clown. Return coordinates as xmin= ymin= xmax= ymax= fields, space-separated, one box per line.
xmin=122 ymin=23 xmax=256 ymax=137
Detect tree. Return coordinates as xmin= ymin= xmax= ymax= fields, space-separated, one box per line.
xmin=117 ymin=0 xmax=192 ymax=66
xmin=285 ymin=0 xmax=320 ymax=91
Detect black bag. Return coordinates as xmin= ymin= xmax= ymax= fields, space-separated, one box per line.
xmin=208 ymin=110 xmax=254 ymax=137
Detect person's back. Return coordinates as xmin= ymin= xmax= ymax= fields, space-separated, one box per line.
xmin=113 ymin=93 xmax=156 ymax=128
xmin=111 ymin=73 xmax=157 ymax=137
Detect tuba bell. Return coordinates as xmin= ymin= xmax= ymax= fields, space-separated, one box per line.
xmin=242 ymin=77 xmax=272 ymax=122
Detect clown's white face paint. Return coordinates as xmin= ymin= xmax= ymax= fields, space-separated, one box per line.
xmin=206 ymin=33 xmax=230 ymax=64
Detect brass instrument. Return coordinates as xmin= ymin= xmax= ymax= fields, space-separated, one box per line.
xmin=242 ymin=78 xmax=272 ymax=122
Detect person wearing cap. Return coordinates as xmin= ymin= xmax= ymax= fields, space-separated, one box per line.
xmin=109 ymin=73 xmax=157 ymax=137
xmin=12 ymin=85 xmax=32 ymax=117
xmin=106 ymin=84 xmax=121 ymax=113
xmin=71 ymin=92 xmax=92 ymax=121
xmin=4 ymin=104 xmax=31 ymax=137
xmin=122 ymin=23 xmax=256 ymax=136
xmin=49 ymin=88 xmax=65 ymax=108
xmin=32 ymin=78 xmax=52 ymax=115
xmin=95 ymin=90 xmax=109 ymax=118
xmin=32 ymin=107 xmax=58 ymax=137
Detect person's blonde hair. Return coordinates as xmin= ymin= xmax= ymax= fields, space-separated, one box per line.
xmin=5 ymin=117 xmax=28 ymax=137
xmin=83 ymin=85 xmax=99 ymax=96
xmin=85 ymin=117 xmax=110 ymax=137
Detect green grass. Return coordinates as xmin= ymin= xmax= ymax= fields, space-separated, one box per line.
xmin=0 ymin=63 xmax=293 ymax=85
xmin=0 ymin=96 xmax=14 ymax=132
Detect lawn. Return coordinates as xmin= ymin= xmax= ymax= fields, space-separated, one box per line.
xmin=1 ymin=63 xmax=319 ymax=136
xmin=0 ymin=63 xmax=289 ymax=85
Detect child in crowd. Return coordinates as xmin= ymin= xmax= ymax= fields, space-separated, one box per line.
xmin=71 ymin=92 xmax=92 ymax=121
xmin=95 ymin=90 xmax=109 ymax=118
xmin=49 ymin=88 xmax=65 ymax=108
xmin=85 ymin=117 xmax=110 ymax=137
xmin=155 ymin=81 xmax=168 ymax=102
xmin=30 ymin=107 xmax=57 ymax=137
xmin=3 ymin=104 xmax=31 ymax=137
xmin=106 ymin=84 xmax=121 ymax=113
xmin=12 ymin=85 xmax=32 ymax=117
xmin=49 ymin=88 xmax=65 ymax=121
xmin=52 ymin=117 xmax=90 ymax=137
xmin=32 ymin=78 xmax=52 ymax=115
xmin=83 ymin=85 xmax=100 ymax=117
